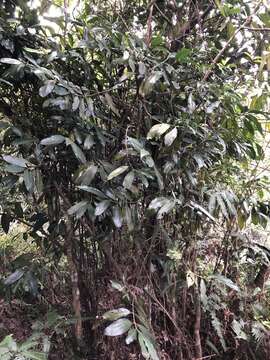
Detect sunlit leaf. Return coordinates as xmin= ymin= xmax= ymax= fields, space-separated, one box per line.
xmin=104 ymin=318 xmax=132 ymax=337
xmin=147 ymin=123 xmax=170 ymax=140
xmin=108 ymin=166 xmax=129 ymax=180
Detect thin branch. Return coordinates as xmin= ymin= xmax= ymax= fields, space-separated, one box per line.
xmin=145 ymin=1 xmax=155 ymax=47
xmin=202 ymin=0 xmax=263 ymax=81
xmin=243 ymin=26 xmax=270 ymax=32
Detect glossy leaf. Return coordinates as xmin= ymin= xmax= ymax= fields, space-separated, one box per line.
xmin=108 ymin=166 xmax=129 ymax=181
xmin=103 ymin=308 xmax=130 ymax=321
xmin=147 ymin=124 xmax=170 ymax=140
xmin=164 ymin=127 xmax=177 ymax=146
xmin=2 ymin=155 xmax=28 ymax=168
xmin=40 ymin=135 xmax=65 ymax=146
xmin=104 ymin=318 xmax=132 ymax=337
xmin=39 ymin=80 xmax=55 ymax=97
xmin=4 ymin=269 xmax=25 ymax=285
xmin=95 ymin=200 xmax=111 ymax=216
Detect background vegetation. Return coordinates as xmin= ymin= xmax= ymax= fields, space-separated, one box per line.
xmin=0 ymin=0 xmax=270 ymax=359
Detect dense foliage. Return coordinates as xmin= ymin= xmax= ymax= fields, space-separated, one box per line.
xmin=0 ymin=0 xmax=270 ymax=359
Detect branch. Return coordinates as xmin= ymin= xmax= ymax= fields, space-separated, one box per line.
xmin=145 ymin=1 xmax=155 ymax=47
xmin=202 ymin=0 xmax=263 ymax=81
xmin=243 ymin=26 xmax=270 ymax=32
xmin=170 ymin=4 xmax=213 ymax=52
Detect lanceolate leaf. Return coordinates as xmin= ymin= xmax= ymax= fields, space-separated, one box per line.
xmin=112 ymin=207 xmax=122 ymax=228
xmin=39 ymin=80 xmax=55 ymax=97
xmin=108 ymin=166 xmax=129 ymax=180
xmin=164 ymin=127 xmax=177 ymax=146
xmin=4 ymin=269 xmax=25 ymax=285
xmin=147 ymin=123 xmax=170 ymax=140
xmin=0 ymin=58 xmax=22 ymax=65
xmin=77 ymin=165 xmax=98 ymax=185
xmin=123 ymin=171 xmax=135 ymax=189
xmin=2 ymin=155 xmax=29 ymax=168
xmin=104 ymin=318 xmax=132 ymax=337
xmin=40 ymin=135 xmax=65 ymax=146
xmin=68 ymin=201 xmax=88 ymax=217
xmin=95 ymin=200 xmax=111 ymax=216
xmin=70 ymin=142 xmax=87 ymax=164
xmin=125 ymin=327 xmax=137 ymax=345
xmin=77 ymin=185 xmax=107 ymax=199
xmin=23 ymin=169 xmax=34 ymax=193
xmin=157 ymin=199 xmax=175 ymax=219
xmin=103 ymin=308 xmax=130 ymax=321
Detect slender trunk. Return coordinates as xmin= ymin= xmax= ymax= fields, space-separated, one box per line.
xmin=65 ymin=218 xmax=83 ymax=344
xmin=194 ymin=288 xmax=202 ymax=360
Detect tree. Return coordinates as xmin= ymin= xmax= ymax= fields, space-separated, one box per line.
xmin=0 ymin=0 xmax=270 ymax=359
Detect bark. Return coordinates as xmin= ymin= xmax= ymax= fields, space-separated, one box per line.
xmin=194 ymin=289 xmax=202 ymax=360
xmin=65 ymin=218 xmax=83 ymax=344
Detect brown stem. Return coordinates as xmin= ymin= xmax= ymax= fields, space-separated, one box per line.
xmin=54 ymin=183 xmax=83 ymax=344
xmin=65 ymin=216 xmax=83 ymax=344
xmin=194 ymin=288 xmax=202 ymax=360
xmin=145 ymin=1 xmax=155 ymax=47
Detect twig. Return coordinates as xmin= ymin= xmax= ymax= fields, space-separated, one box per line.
xmin=243 ymin=27 xmax=270 ymax=32
xmin=202 ymin=0 xmax=263 ymax=81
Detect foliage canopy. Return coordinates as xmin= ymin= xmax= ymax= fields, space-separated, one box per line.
xmin=0 ymin=0 xmax=270 ymax=359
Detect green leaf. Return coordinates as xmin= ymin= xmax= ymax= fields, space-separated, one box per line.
xmin=154 ymin=166 xmax=164 ymax=190
xmin=200 ymin=279 xmax=207 ymax=307
xmin=108 ymin=166 xmax=129 ymax=180
xmin=72 ymin=96 xmax=80 ymax=111
xmin=77 ymin=185 xmax=107 ymax=199
xmin=104 ymin=93 xmax=120 ymax=116
xmin=110 ymin=280 xmax=125 ymax=292
xmin=4 ymin=164 xmax=24 ymax=173
xmin=175 ymin=48 xmax=191 ymax=63
xmin=84 ymin=134 xmax=95 ymax=149
xmin=231 ymin=319 xmax=248 ymax=340
xmin=77 ymin=165 xmax=98 ymax=186
xmin=39 ymin=80 xmax=55 ymax=97
xmin=125 ymin=327 xmax=137 ymax=345
xmin=112 ymin=207 xmax=122 ymax=228
xmin=22 ymin=351 xmax=47 ymax=360
xmin=147 ymin=124 xmax=170 ymax=140
xmin=138 ymin=331 xmax=159 ymax=360
xmin=104 ymin=318 xmax=132 ymax=337
xmin=40 ymin=135 xmax=65 ymax=146
xmin=148 ymin=197 xmax=168 ymax=211
xmin=23 ymin=169 xmax=34 ymax=193
xmin=216 ymin=194 xmax=229 ymax=219
xmin=2 ymin=155 xmax=28 ymax=168
xmin=0 ymin=58 xmax=22 ymax=65
xmin=4 ymin=269 xmax=25 ymax=285
xmin=123 ymin=171 xmax=135 ymax=189
xmin=68 ymin=201 xmax=88 ymax=217
xmin=70 ymin=142 xmax=87 ymax=164
xmin=95 ymin=200 xmax=111 ymax=216
xmin=211 ymin=274 xmax=240 ymax=292
xmin=157 ymin=199 xmax=175 ymax=219
xmin=103 ymin=308 xmax=131 ymax=321
xmin=139 ymin=72 xmax=162 ymax=97
xmin=190 ymin=201 xmax=216 ymax=222
xmin=164 ymin=127 xmax=177 ymax=146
